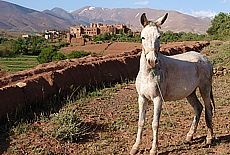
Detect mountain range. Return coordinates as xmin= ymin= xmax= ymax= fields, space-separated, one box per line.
xmin=0 ymin=1 xmax=211 ymax=33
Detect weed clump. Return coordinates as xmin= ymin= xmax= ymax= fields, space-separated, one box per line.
xmin=50 ymin=109 xmax=89 ymax=142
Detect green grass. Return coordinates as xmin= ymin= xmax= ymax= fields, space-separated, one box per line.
xmin=204 ymin=40 xmax=230 ymax=69
xmin=0 ymin=55 xmax=38 ymax=72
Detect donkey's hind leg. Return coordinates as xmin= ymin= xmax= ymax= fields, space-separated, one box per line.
xmin=186 ymin=90 xmax=203 ymax=142
xmin=199 ymin=86 xmax=214 ymax=144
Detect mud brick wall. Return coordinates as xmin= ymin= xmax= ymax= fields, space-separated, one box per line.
xmin=0 ymin=41 xmax=209 ymax=121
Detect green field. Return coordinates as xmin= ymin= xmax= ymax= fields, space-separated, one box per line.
xmin=0 ymin=55 xmax=38 ymax=72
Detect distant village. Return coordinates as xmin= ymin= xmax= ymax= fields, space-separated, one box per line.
xmin=67 ymin=23 xmax=132 ymax=44
xmin=34 ymin=23 xmax=133 ymax=45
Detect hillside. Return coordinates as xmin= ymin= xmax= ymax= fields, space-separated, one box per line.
xmin=0 ymin=1 xmax=211 ymax=33
xmin=0 ymin=1 xmax=77 ymax=32
xmin=71 ymin=6 xmax=211 ymax=33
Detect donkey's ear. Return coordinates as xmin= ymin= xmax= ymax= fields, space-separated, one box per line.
xmin=141 ymin=13 xmax=148 ymax=27
xmin=155 ymin=13 xmax=168 ymax=27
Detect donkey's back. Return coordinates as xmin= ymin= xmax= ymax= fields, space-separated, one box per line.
xmin=170 ymin=51 xmax=211 ymax=64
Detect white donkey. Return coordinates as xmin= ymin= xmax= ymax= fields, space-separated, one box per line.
xmin=130 ymin=13 xmax=215 ymax=155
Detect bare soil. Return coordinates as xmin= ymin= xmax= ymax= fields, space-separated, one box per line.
xmin=2 ymin=75 xmax=229 ymax=155
xmin=60 ymin=41 xmax=208 ymax=56
xmin=60 ymin=42 xmax=141 ymax=56
xmin=0 ymin=42 xmax=229 ymax=155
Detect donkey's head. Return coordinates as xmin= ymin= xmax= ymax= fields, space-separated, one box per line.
xmin=140 ymin=13 xmax=168 ymax=68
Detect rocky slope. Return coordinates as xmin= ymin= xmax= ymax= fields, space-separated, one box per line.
xmin=0 ymin=1 xmax=78 ymax=32
xmin=0 ymin=1 xmax=211 ymax=33
xmin=70 ymin=6 xmax=211 ymax=33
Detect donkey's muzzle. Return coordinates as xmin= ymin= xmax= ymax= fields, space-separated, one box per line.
xmin=148 ymin=58 xmax=158 ymax=68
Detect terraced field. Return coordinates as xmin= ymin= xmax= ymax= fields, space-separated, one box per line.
xmin=0 ymin=56 xmax=38 ymax=72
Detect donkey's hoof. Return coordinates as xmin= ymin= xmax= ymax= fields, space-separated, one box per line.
xmin=206 ymin=138 xmax=212 ymax=145
xmin=130 ymin=148 xmax=138 ymax=155
xmin=150 ymin=147 xmax=157 ymax=155
xmin=150 ymin=150 xmax=157 ymax=155
xmin=186 ymin=135 xmax=193 ymax=142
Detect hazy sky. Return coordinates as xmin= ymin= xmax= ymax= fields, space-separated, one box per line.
xmin=3 ymin=0 xmax=230 ymax=18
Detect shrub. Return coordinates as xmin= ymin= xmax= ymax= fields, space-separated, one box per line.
xmin=58 ymin=42 xmax=69 ymax=48
xmin=37 ymin=46 xmax=66 ymax=63
xmin=160 ymin=31 xmax=207 ymax=43
xmin=0 ymin=37 xmax=8 ymax=44
xmin=52 ymin=52 xmax=66 ymax=61
xmin=66 ymin=50 xmax=92 ymax=59
xmin=0 ymin=41 xmax=17 ymax=57
xmin=37 ymin=46 xmax=56 ymax=63
xmin=82 ymin=34 xmax=91 ymax=39
xmin=0 ymin=49 xmax=16 ymax=57
xmin=208 ymin=41 xmax=230 ymax=69
xmin=37 ymin=48 xmax=92 ymax=63
xmin=50 ymin=109 xmax=89 ymax=142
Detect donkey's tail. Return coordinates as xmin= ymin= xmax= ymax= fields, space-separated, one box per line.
xmin=210 ymin=86 xmax=215 ymax=113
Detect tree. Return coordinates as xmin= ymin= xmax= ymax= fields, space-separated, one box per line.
xmin=119 ymin=29 xmax=124 ymax=36
xmin=207 ymin=12 xmax=230 ymax=39
xmin=82 ymin=34 xmax=91 ymax=39
xmin=93 ymin=32 xmax=112 ymax=42
xmin=160 ymin=31 xmax=178 ymax=42
xmin=102 ymin=32 xmax=111 ymax=40
xmin=94 ymin=34 xmax=104 ymax=42
xmin=127 ymin=30 xmax=133 ymax=37
xmin=37 ymin=46 xmax=58 ymax=63
xmin=52 ymin=52 xmax=66 ymax=61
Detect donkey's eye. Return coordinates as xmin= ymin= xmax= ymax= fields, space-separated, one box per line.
xmin=141 ymin=37 xmax=145 ymax=40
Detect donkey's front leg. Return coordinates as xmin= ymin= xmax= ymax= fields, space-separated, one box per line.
xmin=150 ymin=96 xmax=162 ymax=155
xmin=130 ymin=95 xmax=147 ymax=155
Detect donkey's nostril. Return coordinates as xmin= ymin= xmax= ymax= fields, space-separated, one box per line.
xmin=148 ymin=59 xmax=151 ymax=64
xmin=155 ymin=59 xmax=158 ymax=64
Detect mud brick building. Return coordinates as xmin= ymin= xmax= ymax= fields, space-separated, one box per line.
xmin=67 ymin=23 xmax=131 ymax=44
